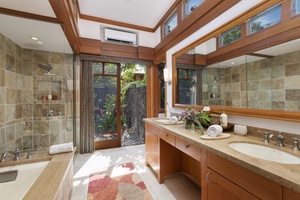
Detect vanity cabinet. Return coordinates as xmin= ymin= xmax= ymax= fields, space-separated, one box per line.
xmin=144 ymin=119 xmax=300 ymax=199
xmin=283 ymin=187 xmax=300 ymax=199
xmin=206 ymin=168 xmax=259 ymax=200
xmin=145 ymin=123 xmax=159 ymax=174
xmin=206 ymin=152 xmax=282 ymax=200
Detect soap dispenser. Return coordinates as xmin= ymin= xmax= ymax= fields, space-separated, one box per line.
xmin=220 ymin=108 xmax=228 ymax=126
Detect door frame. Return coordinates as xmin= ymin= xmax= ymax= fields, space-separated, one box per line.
xmin=93 ymin=61 xmax=121 ymax=150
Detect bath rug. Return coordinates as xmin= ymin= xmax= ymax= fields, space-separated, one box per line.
xmin=88 ymin=162 xmax=153 ymax=200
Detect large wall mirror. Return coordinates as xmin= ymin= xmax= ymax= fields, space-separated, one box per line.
xmin=173 ymin=1 xmax=300 ymax=122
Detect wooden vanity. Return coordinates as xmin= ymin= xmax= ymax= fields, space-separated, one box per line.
xmin=144 ymin=118 xmax=300 ymax=200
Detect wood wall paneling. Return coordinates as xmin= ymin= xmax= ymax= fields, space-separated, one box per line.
xmin=80 ymin=37 xmax=102 ymax=55
xmin=154 ymin=0 xmax=240 ymax=61
xmin=50 ymin=0 xmax=81 ymax=54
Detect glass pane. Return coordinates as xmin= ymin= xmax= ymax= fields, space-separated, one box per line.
xmin=186 ymin=0 xmax=204 ymax=16
xmin=92 ymin=62 xmax=103 ymax=74
xmin=294 ymin=0 xmax=300 ymax=15
xmin=104 ymin=63 xmax=118 ymax=74
xmin=249 ymin=4 xmax=281 ymax=34
xmin=93 ymin=75 xmax=118 ymax=141
xmin=188 ymin=69 xmax=196 ymax=78
xmin=178 ymin=69 xmax=187 ymax=78
xmin=178 ymin=79 xmax=196 ymax=104
xmin=165 ymin=13 xmax=177 ymax=35
xmin=220 ymin=25 xmax=241 ymax=46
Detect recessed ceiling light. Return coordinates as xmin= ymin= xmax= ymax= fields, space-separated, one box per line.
xmin=37 ymin=41 xmax=43 ymax=44
xmin=231 ymin=62 xmax=235 ymax=65
xmin=30 ymin=36 xmax=38 ymax=41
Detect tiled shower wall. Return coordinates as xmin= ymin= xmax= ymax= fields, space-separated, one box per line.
xmin=203 ymin=50 xmax=300 ymax=111
xmin=0 ymin=33 xmax=74 ymax=152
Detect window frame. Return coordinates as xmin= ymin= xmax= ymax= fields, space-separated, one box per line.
xmin=292 ymin=0 xmax=300 ymax=16
xmin=184 ymin=0 xmax=204 ymax=17
xmin=248 ymin=4 xmax=281 ymax=35
xmin=219 ymin=25 xmax=241 ymax=47
xmin=163 ymin=10 xmax=178 ymax=36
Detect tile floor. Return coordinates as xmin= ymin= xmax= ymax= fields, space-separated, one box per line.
xmin=71 ymin=144 xmax=201 ymax=200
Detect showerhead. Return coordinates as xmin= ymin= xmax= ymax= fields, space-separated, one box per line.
xmin=37 ymin=63 xmax=55 ymax=76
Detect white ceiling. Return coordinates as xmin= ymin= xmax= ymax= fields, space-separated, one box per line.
xmin=0 ymin=0 xmax=175 ymax=54
xmin=78 ymin=0 xmax=175 ymax=28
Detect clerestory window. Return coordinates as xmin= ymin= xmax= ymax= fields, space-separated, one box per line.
xmin=248 ymin=4 xmax=281 ymax=34
xmin=220 ymin=25 xmax=241 ymax=46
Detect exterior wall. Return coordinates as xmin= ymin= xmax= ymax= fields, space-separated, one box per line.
xmin=0 ymin=33 xmax=74 ymax=152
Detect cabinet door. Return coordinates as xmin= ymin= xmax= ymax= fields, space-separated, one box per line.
xmin=207 ymin=169 xmax=259 ymax=200
xmin=145 ymin=130 xmax=159 ymax=173
xmin=283 ymin=187 xmax=300 ymax=199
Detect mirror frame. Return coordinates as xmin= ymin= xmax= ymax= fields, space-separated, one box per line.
xmin=172 ymin=0 xmax=300 ymax=122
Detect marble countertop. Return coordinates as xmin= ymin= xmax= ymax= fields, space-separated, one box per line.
xmin=144 ymin=118 xmax=300 ymax=193
xmin=0 ymin=149 xmax=75 ymax=200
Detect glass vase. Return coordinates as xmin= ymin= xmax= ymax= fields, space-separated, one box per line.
xmin=185 ymin=120 xmax=194 ymax=130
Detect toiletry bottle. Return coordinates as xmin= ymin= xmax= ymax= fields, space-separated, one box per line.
xmin=48 ymin=94 xmax=52 ymax=100
xmin=220 ymin=108 xmax=228 ymax=126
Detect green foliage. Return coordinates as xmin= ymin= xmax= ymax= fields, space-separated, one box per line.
xmin=197 ymin=111 xmax=212 ymax=128
xmin=221 ymin=25 xmax=241 ymax=46
xmin=122 ymin=68 xmax=134 ymax=83
xmin=96 ymin=93 xmax=127 ymax=133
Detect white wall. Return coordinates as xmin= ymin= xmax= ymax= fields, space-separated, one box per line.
xmin=78 ymin=19 xmax=157 ymax=48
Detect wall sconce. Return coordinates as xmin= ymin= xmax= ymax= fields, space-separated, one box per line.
xmin=163 ymin=68 xmax=171 ymax=85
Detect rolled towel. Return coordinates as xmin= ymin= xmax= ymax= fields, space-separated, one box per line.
xmin=207 ymin=125 xmax=223 ymax=137
xmin=49 ymin=142 xmax=74 ymax=155
xmin=169 ymin=116 xmax=178 ymax=124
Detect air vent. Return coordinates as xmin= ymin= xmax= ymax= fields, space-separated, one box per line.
xmin=104 ymin=28 xmax=137 ymax=46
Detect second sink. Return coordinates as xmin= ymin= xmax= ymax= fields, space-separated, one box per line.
xmin=228 ymin=142 xmax=300 ymax=164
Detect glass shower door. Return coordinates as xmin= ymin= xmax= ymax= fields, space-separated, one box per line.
xmin=93 ymin=62 xmax=121 ymax=150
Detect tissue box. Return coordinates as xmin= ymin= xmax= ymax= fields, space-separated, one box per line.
xmin=234 ymin=125 xmax=247 ymax=136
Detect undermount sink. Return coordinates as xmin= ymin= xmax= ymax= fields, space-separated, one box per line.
xmin=228 ymin=142 xmax=300 ymax=164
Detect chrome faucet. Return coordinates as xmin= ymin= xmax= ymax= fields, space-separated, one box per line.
xmin=269 ymin=132 xmax=285 ymax=147
xmin=0 ymin=151 xmax=9 ymax=162
xmin=0 ymin=147 xmax=21 ymax=162
xmin=257 ymin=130 xmax=272 ymax=143
xmin=292 ymin=138 xmax=300 ymax=151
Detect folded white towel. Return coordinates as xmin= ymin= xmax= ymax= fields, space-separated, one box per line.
xmin=207 ymin=125 xmax=223 ymax=137
xmin=169 ymin=116 xmax=178 ymax=124
xmin=49 ymin=142 xmax=74 ymax=155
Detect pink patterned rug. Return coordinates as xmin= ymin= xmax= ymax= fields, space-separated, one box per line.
xmin=88 ymin=162 xmax=153 ymax=200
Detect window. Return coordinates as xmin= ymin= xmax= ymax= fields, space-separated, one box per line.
xmin=249 ymin=4 xmax=281 ymax=34
xmin=220 ymin=25 xmax=241 ymax=46
xmin=185 ymin=0 xmax=204 ymax=16
xmin=292 ymin=0 xmax=300 ymax=16
xmin=164 ymin=12 xmax=177 ymax=35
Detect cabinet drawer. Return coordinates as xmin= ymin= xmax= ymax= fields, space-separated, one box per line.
xmin=145 ymin=123 xmax=159 ymax=135
xmin=176 ymin=137 xmax=201 ymax=162
xmin=159 ymin=129 xmax=176 ymax=146
xmin=207 ymin=152 xmax=282 ymax=200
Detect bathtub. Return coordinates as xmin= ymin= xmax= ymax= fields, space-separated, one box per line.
xmin=0 ymin=161 xmax=50 ymax=200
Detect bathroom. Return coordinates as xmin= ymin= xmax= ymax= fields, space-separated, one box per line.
xmin=1 ymin=0 xmax=300 ymax=199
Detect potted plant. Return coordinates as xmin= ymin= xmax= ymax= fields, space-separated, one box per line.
xmin=178 ymin=107 xmax=211 ymax=134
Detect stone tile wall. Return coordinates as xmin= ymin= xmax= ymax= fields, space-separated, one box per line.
xmin=203 ymin=50 xmax=300 ymax=111
xmin=0 ymin=33 xmax=74 ymax=152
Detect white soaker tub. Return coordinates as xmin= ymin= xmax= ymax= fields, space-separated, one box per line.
xmin=0 ymin=161 xmax=50 ymax=200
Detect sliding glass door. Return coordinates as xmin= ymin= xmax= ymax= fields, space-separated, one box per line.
xmin=93 ymin=62 xmax=121 ymax=149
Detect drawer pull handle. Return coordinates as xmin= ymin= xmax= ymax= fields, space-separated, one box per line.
xmin=164 ymin=134 xmax=168 ymax=138
xmin=184 ymin=144 xmax=189 ymax=149
xmin=206 ymin=172 xmax=212 ymax=184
